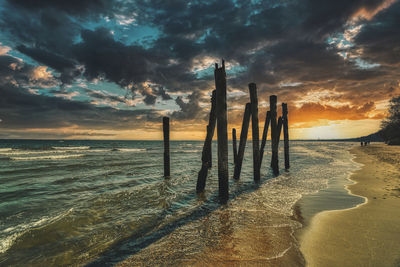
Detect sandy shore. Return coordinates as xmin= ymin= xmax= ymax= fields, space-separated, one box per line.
xmin=300 ymin=144 xmax=400 ymax=266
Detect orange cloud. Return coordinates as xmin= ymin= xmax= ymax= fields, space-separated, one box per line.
xmin=289 ymin=101 xmax=384 ymax=126
xmin=352 ymin=0 xmax=396 ymax=20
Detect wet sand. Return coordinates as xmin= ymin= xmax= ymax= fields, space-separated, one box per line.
xmin=300 ymin=144 xmax=400 ymax=266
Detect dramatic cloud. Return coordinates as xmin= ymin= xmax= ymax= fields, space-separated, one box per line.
xmin=0 ymin=0 xmax=399 ymax=139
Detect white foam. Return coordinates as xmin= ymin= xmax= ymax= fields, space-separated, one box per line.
xmin=52 ymin=146 xmax=90 ymax=150
xmin=117 ymin=148 xmax=146 ymax=152
xmin=0 ymin=148 xmax=12 ymax=152
xmin=10 ymin=154 xmax=85 ymax=161
xmin=0 ymin=208 xmax=73 ymax=254
xmin=1 ymin=149 xmax=111 ymax=156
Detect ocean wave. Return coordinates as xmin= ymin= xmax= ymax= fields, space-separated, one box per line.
xmin=1 ymin=149 xmax=112 ymax=156
xmin=10 ymin=154 xmax=85 ymax=161
xmin=52 ymin=146 xmax=90 ymax=150
xmin=171 ymin=150 xmax=201 ymax=153
xmin=0 ymin=148 xmax=12 ymax=152
xmin=0 ymin=208 xmax=74 ymax=254
xmin=117 ymin=148 xmax=147 ymax=152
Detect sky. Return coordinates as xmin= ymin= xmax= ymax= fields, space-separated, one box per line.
xmin=0 ymin=0 xmax=399 ymax=140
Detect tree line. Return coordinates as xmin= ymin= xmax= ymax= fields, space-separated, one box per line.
xmin=380 ymin=96 xmax=400 ymax=145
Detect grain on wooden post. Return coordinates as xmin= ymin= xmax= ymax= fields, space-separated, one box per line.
xmin=270 ymin=95 xmax=279 ymax=175
xmin=282 ymin=103 xmax=290 ymax=169
xmin=233 ymin=103 xmax=251 ymax=180
xmin=196 ymin=90 xmax=217 ymax=193
xmin=215 ymin=60 xmax=229 ymax=203
xmin=163 ymin=117 xmax=170 ymax=177
xmin=260 ymin=111 xmax=271 ymax=168
xmin=249 ymin=83 xmax=261 ymax=182
xmin=232 ymin=128 xmax=238 ymax=165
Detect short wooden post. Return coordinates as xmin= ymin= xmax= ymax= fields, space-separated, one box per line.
xmin=215 ymin=60 xmax=229 ymax=203
xmin=196 ymin=90 xmax=217 ymax=193
xmin=282 ymin=103 xmax=290 ymax=169
xmin=163 ymin=117 xmax=170 ymax=177
xmin=232 ymin=128 xmax=238 ymax=165
xmin=260 ymin=111 xmax=271 ymax=167
xmin=233 ymin=103 xmax=251 ymax=180
xmin=249 ymin=83 xmax=260 ymax=182
xmin=270 ymin=95 xmax=279 ymax=175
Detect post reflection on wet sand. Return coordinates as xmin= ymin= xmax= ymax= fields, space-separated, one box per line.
xmin=117 ymin=200 xmax=305 ymax=266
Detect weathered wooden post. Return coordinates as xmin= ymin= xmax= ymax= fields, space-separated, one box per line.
xmin=249 ymin=83 xmax=260 ymax=182
xmin=196 ymin=90 xmax=216 ymax=193
xmin=232 ymin=128 xmax=238 ymax=165
xmin=206 ymin=90 xmax=217 ymax=169
xmin=282 ymin=103 xmax=290 ymax=169
xmin=270 ymin=95 xmax=279 ymax=175
xmin=163 ymin=117 xmax=170 ymax=177
xmin=260 ymin=111 xmax=271 ymax=167
xmin=233 ymin=103 xmax=251 ymax=180
xmin=215 ymin=60 xmax=229 ymax=203
xmin=277 ymin=116 xmax=283 ymax=145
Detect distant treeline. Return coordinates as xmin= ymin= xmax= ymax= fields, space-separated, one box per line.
xmin=380 ymin=96 xmax=400 ymax=145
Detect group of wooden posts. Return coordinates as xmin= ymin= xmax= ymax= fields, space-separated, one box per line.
xmin=162 ymin=60 xmax=290 ymax=203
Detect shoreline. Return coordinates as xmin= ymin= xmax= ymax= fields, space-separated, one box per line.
xmin=293 ymin=145 xmax=365 ymax=228
xmin=298 ymin=144 xmax=400 ymax=266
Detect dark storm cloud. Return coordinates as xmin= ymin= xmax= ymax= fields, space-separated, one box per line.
xmin=73 ymin=28 xmax=158 ymax=87
xmin=7 ymin=0 xmax=116 ymax=16
xmin=355 ymin=1 xmax=400 ymax=65
xmin=0 ymin=0 xmax=398 ymax=125
xmin=0 ymin=55 xmax=163 ymax=130
xmin=172 ymin=90 xmax=204 ymax=120
xmin=0 ymin=54 xmax=58 ymax=88
xmin=0 ymin=82 xmax=163 ymax=130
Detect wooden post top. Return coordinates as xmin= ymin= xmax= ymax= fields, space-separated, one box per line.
xmin=282 ymin=103 xmax=288 ymax=115
xmin=163 ymin=117 xmax=169 ymax=123
xmin=214 ymin=59 xmax=226 ymax=75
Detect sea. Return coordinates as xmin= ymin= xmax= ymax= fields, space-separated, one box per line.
xmin=0 ymin=140 xmax=364 ymax=266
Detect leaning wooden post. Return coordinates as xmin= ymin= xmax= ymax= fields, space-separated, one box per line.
xmin=270 ymin=95 xmax=279 ymax=175
xmin=215 ymin=60 xmax=229 ymax=203
xmin=196 ymin=90 xmax=217 ymax=193
xmin=282 ymin=103 xmax=290 ymax=169
xmin=232 ymin=128 xmax=238 ymax=165
xmin=233 ymin=103 xmax=251 ymax=180
xmin=206 ymin=90 xmax=217 ymax=169
xmin=163 ymin=117 xmax=170 ymax=177
xmin=260 ymin=111 xmax=271 ymax=167
xmin=249 ymin=83 xmax=260 ymax=182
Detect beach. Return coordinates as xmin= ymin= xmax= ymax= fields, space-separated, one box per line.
xmin=300 ymin=144 xmax=400 ymax=266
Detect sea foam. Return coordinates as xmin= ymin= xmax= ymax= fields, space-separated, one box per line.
xmin=10 ymin=154 xmax=85 ymax=161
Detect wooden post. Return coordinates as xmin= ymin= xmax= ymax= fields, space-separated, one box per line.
xmin=277 ymin=116 xmax=283 ymax=145
xmin=206 ymin=90 xmax=217 ymax=169
xmin=249 ymin=83 xmax=260 ymax=182
xmin=233 ymin=103 xmax=251 ymax=180
xmin=232 ymin=128 xmax=238 ymax=165
xmin=282 ymin=103 xmax=290 ymax=169
xmin=215 ymin=60 xmax=229 ymax=203
xmin=260 ymin=111 xmax=271 ymax=167
xmin=196 ymin=90 xmax=217 ymax=193
xmin=163 ymin=117 xmax=170 ymax=177
xmin=270 ymin=95 xmax=279 ymax=175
